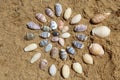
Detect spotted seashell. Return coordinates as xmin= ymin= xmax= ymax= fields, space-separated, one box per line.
xmin=72 ymin=41 xmax=84 ymax=49
xmin=62 ymin=26 xmax=69 ymax=33
xmin=45 ymin=43 xmax=52 ymax=52
xmin=74 ymin=24 xmax=87 ymax=32
xmin=62 ymin=64 xmax=70 ymax=79
xmin=42 ymin=26 xmax=52 ymax=32
xmin=76 ymin=34 xmax=88 ymax=41
xmin=27 ymin=21 xmax=40 ymax=30
xmin=50 ymin=47 xmax=59 ymax=59
xmin=39 ymin=32 xmax=50 ymax=38
xmin=39 ymin=39 xmax=49 ymax=47
xmin=71 ymin=14 xmax=82 ymax=24
xmin=55 ymin=3 xmax=62 ymax=17
xmin=64 ymin=8 xmax=72 ymax=20
xmin=45 ymin=8 xmax=54 ymax=18
xmin=30 ymin=53 xmax=41 ymax=63
xmin=91 ymin=12 xmax=111 ymax=24
xmin=25 ymin=32 xmax=35 ymax=40
xmin=72 ymin=62 xmax=83 ymax=74
xmin=49 ymin=64 xmax=57 ymax=76
xmin=58 ymin=38 xmax=64 ymax=46
xmin=61 ymin=32 xmax=71 ymax=38
xmin=36 ymin=13 xmax=47 ymax=23
xmin=60 ymin=49 xmax=67 ymax=60
xmin=67 ymin=46 xmax=76 ymax=55
xmin=39 ymin=59 xmax=48 ymax=70
xmin=24 ymin=43 xmax=37 ymax=52
xmin=50 ymin=21 xmax=57 ymax=30
xmin=51 ymin=37 xmax=59 ymax=42
xmin=58 ymin=20 xmax=64 ymax=30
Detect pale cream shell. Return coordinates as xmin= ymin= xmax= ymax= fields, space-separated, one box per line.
xmin=30 ymin=53 xmax=41 ymax=63
xmin=72 ymin=62 xmax=83 ymax=74
xmin=62 ymin=64 xmax=70 ymax=78
xmin=64 ymin=8 xmax=72 ymax=20
xmin=24 ymin=43 xmax=37 ymax=52
xmin=83 ymin=54 xmax=93 ymax=64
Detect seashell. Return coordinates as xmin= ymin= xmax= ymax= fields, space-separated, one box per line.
xmin=35 ymin=13 xmax=47 ymax=23
xmin=89 ymin=43 xmax=104 ymax=56
xmin=64 ymin=8 xmax=72 ymax=20
xmin=50 ymin=47 xmax=59 ymax=59
xmin=42 ymin=26 xmax=52 ymax=32
xmin=91 ymin=12 xmax=111 ymax=24
xmin=92 ymin=26 xmax=111 ymax=38
xmin=72 ymin=62 xmax=83 ymax=74
xmin=45 ymin=8 xmax=54 ymax=18
xmin=58 ymin=20 xmax=64 ymax=30
xmin=76 ymin=34 xmax=87 ymax=41
xmin=58 ymin=38 xmax=64 ymax=46
xmin=52 ymin=31 xmax=59 ymax=36
xmin=30 ymin=53 xmax=41 ymax=63
xmin=60 ymin=49 xmax=67 ymax=60
xmin=27 ymin=21 xmax=40 ymax=30
xmin=39 ymin=59 xmax=48 ymax=70
xmin=67 ymin=46 xmax=76 ymax=55
xmin=55 ymin=3 xmax=62 ymax=17
xmin=45 ymin=43 xmax=52 ymax=52
xmin=62 ymin=64 xmax=70 ymax=79
xmin=39 ymin=39 xmax=49 ymax=47
xmin=61 ymin=32 xmax=71 ymax=38
xmin=74 ymin=24 xmax=87 ymax=32
xmin=24 ymin=43 xmax=37 ymax=52
xmin=50 ymin=21 xmax=57 ymax=30
xmin=62 ymin=26 xmax=69 ymax=33
xmin=83 ymin=53 xmax=93 ymax=64
xmin=51 ymin=37 xmax=59 ymax=42
xmin=25 ymin=32 xmax=35 ymax=40
xmin=72 ymin=41 xmax=84 ymax=49
xmin=49 ymin=64 xmax=57 ymax=76
xmin=71 ymin=14 xmax=82 ymax=24
xmin=39 ymin=32 xmax=50 ymax=38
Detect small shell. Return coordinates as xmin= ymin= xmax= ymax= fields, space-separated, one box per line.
xmin=45 ymin=8 xmax=54 ymax=18
xmin=89 ymin=43 xmax=104 ymax=56
xmin=92 ymin=26 xmax=111 ymax=38
xmin=55 ymin=3 xmax=62 ymax=17
xmin=39 ymin=32 xmax=50 ymax=38
xmin=83 ymin=54 xmax=93 ymax=64
xmin=39 ymin=39 xmax=49 ymax=47
xmin=35 ymin=13 xmax=47 ymax=23
xmin=62 ymin=26 xmax=69 ymax=33
xmin=25 ymin=32 xmax=35 ymax=40
xmin=60 ymin=49 xmax=67 ymax=60
xmin=45 ymin=43 xmax=52 ymax=52
xmin=50 ymin=47 xmax=59 ymax=59
xmin=72 ymin=62 xmax=83 ymax=74
xmin=52 ymin=31 xmax=59 ymax=36
xmin=61 ymin=32 xmax=71 ymax=38
xmin=67 ymin=46 xmax=76 ymax=55
xmin=58 ymin=38 xmax=65 ymax=46
xmin=24 ymin=43 xmax=37 ymax=52
xmin=49 ymin=64 xmax=57 ymax=76
xmin=30 ymin=53 xmax=41 ymax=63
xmin=64 ymin=8 xmax=72 ymax=20
xmin=76 ymin=34 xmax=87 ymax=41
xmin=51 ymin=37 xmax=59 ymax=42
xmin=74 ymin=24 xmax=87 ymax=32
xmin=27 ymin=22 xmax=40 ymax=30
xmin=50 ymin=21 xmax=57 ymax=30
xmin=62 ymin=64 xmax=70 ymax=79
xmin=71 ymin=14 xmax=82 ymax=24
xmin=39 ymin=59 xmax=48 ymax=70
xmin=58 ymin=20 xmax=64 ymax=30
xmin=72 ymin=41 xmax=84 ymax=49
xmin=42 ymin=26 xmax=52 ymax=32
xmin=91 ymin=12 xmax=111 ymax=24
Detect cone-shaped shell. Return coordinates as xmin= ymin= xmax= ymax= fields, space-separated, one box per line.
xmin=83 ymin=54 xmax=93 ymax=64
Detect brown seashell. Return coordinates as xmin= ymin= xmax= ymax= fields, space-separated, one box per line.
xmin=50 ymin=47 xmax=59 ymax=59
xmin=58 ymin=20 xmax=64 ymax=30
xmin=39 ymin=59 xmax=48 ymax=70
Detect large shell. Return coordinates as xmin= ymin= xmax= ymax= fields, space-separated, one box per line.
xmin=39 ymin=59 xmax=48 ymax=70
xmin=25 ymin=32 xmax=35 ymax=40
xmin=62 ymin=64 xmax=70 ymax=79
xmin=27 ymin=22 xmax=40 ymax=30
xmin=45 ymin=8 xmax=54 ymax=18
xmin=30 ymin=53 xmax=41 ymax=63
xmin=49 ymin=64 xmax=57 ymax=76
xmin=58 ymin=38 xmax=65 ymax=46
xmin=89 ymin=43 xmax=104 ymax=56
xmin=60 ymin=49 xmax=67 ymax=60
xmin=72 ymin=62 xmax=83 ymax=74
xmin=72 ymin=41 xmax=84 ymax=49
xmin=92 ymin=26 xmax=111 ymax=38
xmin=50 ymin=21 xmax=57 ymax=30
xmin=24 ymin=43 xmax=37 ymax=52
xmin=35 ymin=13 xmax=47 ymax=23
xmin=39 ymin=32 xmax=50 ymax=38
xmin=71 ymin=14 xmax=82 ymax=24
xmin=50 ymin=47 xmax=59 ymax=59
xmin=42 ymin=26 xmax=52 ymax=32
xmin=74 ymin=24 xmax=87 ymax=32
xmin=64 ymin=8 xmax=72 ymax=20
xmin=55 ymin=3 xmax=62 ymax=17
xmin=39 ymin=39 xmax=49 ymax=47
xmin=83 ymin=53 xmax=93 ymax=64
xmin=61 ymin=32 xmax=71 ymax=38
xmin=45 ymin=43 xmax=53 ymax=52
xmin=67 ymin=46 xmax=76 ymax=55
xmin=76 ymin=34 xmax=87 ymax=41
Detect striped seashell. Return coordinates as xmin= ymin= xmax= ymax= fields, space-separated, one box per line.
xmin=39 ymin=32 xmax=50 ymax=38
xmin=67 ymin=46 xmax=76 ymax=55
xmin=76 ymin=34 xmax=88 ymax=41
xmin=60 ymin=49 xmax=67 ymax=60
xmin=35 ymin=13 xmax=47 ymax=23
xmin=74 ymin=24 xmax=87 ymax=32
xmin=72 ymin=41 xmax=84 ymax=49
xmin=39 ymin=39 xmax=49 ymax=47
xmin=27 ymin=21 xmax=40 ymax=30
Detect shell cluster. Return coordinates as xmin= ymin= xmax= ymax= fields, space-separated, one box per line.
xmin=24 ymin=3 xmax=111 ymax=79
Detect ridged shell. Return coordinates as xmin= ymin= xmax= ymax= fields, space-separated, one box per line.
xmin=49 ymin=64 xmax=57 ymax=76
xmin=30 ymin=53 xmax=41 ymax=63
xmin=72 ymin=41 xmax=84 ymax=49
xmin=45 ymin=8 xmax=54 ymax=18
xmin=62 ymin=64 xmax=70 ymax=79
xmin=59 ymin=38 xmax=65 ymax=46
xmin=71 ymin=14 xmax=82 ymax=24
xmin=25 ymin=32 xmax=35 ymax=40
xmin=76 ymin=34 xmax=87 ymax=41
xmin=39 ymin=39 xmax=49 ymax=47
xmin=35 ymin=13 xmax=47 ymax=23
xmin=74 ymin=24 xmax=87 ymax=32
xmin=42 ymin=26 xmax=52 ymax=32
xmin=27 ymin=22 xmax=40 ymax=30
xmin=39 ymin=59 xmax=48 ymax=70
xmin=72 ymin=62 xmax=83 ymax=74
xmin=55 ymin=3 xmax=62 ymax=17
xmin=50 ymin=47 xmax=59 ymax=59
xmin=67 ymin=46 xmax=76 ymax=55
xmin=24 ymin=43 xmax=37 ymax=52
xmin=50 ymin=21 xmax=57 ymax=30
xmin=60 ymin=49 xmax=67 ymax=60
xmin=64 ymin=8 xmax=72 ymax=20
xmin=62 ymin=26 xmax=69 ymax=33
xmin=61 ymin=32 xmax=71 ymax=38
xmin=39 ymin=32 xmax=50 ymax=38
xmin=51 ymin=37 xmax=59 ymax=42
xmin=83 ymin=53 xmax=93 ymax=64
xmin=45 ymin=43 xmax=52 ymax=52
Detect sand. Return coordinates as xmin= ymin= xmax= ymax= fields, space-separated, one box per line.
xmin=0 ymin=0 xmax=120 ymax=80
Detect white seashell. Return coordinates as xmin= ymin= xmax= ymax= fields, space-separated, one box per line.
xmin=71 ymin=14 xmax=82 ymax=24
xmin=61 ymin=32 xmax=71 ymax=38
xmin=35 ymin=13 xmax=47 ymax=23
xmin=89 ymin=43 xmax=104 ymax=56
xmin=92 ymin=26 xmax=111 ymax=38
xmin=64 ymin=8 xmax=72 ymax=20
xmin=55 ymin=3 xmax=62 ymax=17
xmin=49 ymin=64 xmax=57 ymax=76
xmin=83 ymin=54 xmax=93 ymax=64
xmin=45 ymin=43 xmax=53 ymax=52
xmin=58 ymin=38 xmax=64 ymax=46
xmin=62 ymin=26 xmax=69 ymax=33
xmin=50 ymin=21 xmax=57 ymax=30
xmin=30 ymin=53 xmax=41 ymax=63
xmin=24 ymin=43 xmax=37 ymax=52
xmin=72 ymin=62 xmax=83 ymax=74
xmin=62 ymin=64 xmax=70 ymax=79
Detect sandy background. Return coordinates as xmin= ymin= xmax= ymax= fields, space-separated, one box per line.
xmin=0 ymin=0 xmax=120 ymax=80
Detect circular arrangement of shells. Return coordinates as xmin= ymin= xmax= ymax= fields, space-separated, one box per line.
xmin=24 ymin=3 xmax=111 ymax=78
